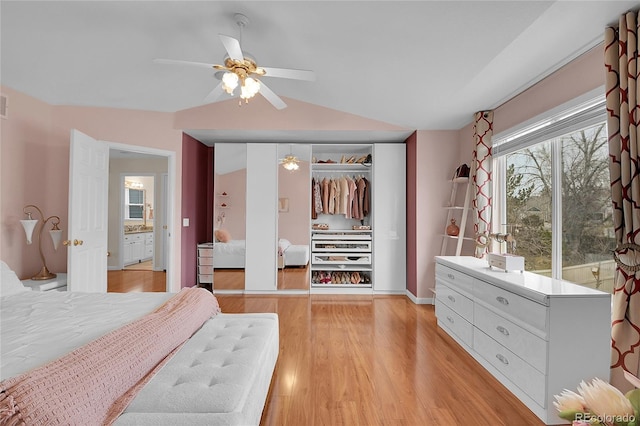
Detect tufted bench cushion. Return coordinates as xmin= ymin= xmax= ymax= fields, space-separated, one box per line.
xmin=114 ymin=313 xmax=279 ymax=426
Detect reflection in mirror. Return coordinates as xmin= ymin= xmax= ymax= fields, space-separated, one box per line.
xmin=277 ymin=144 xmax=311 ymax=290
xmin=213 ymin=144 xmax=247 ymax=291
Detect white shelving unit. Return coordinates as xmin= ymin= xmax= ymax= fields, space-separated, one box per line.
xmin=310 ymin=229 xmax=373 ymax=288
xmin=310 ymin=145 xmax=373 ymax=292
xmin=440 ymin=176 xmax=474 ymax=256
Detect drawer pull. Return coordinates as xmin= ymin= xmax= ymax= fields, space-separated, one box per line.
xmin=446 ymin=316 xmax=454 ymax=324
xmin=447 ymin=273 xmax=455 ymax=280
xmin=447 ymin=295 xmax=456 ymax=303
xmin=496 ymin=354 xmax=509 ymax=365
xmin=496 ymin=325 xmax=510 ymax=336
xmin=496 ymin=296 xmax=510 ymax=306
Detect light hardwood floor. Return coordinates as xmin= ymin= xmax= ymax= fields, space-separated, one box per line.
xmin=106 ymin=271 xmax=544 ymax=425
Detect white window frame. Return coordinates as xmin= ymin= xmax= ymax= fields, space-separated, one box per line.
xmin=125 ymin=188 xmax=145 ymax=220
xmin=492 ymin=87 xmax=607 ymax=279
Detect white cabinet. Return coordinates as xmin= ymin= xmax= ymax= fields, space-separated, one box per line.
xmin=123 ymin=232 xmax=152 ymax=266
xmin=144 ymin=232 xmax=154 ymax=260
xmin=309 ymin=143 xmax=406 ymax=294
xmin=434 ymin=256 xmax=611 ymax=425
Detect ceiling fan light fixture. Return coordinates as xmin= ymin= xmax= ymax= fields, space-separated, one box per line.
xmin=240 ymin=77 xmax=260 ymax=100
xmin=282 ymin=155 xmax=299 ymax=171
xmin=222 ymin=72 xmax=239 ymax=95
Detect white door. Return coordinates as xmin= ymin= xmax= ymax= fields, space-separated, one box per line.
xmin=373 ymin=143 xmax=406 ymax=293
xmin=68 ymin=129 xmax=109 ymax=292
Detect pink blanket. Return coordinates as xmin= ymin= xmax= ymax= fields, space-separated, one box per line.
xmin=0 ymin=287 xmax=220 ymax=426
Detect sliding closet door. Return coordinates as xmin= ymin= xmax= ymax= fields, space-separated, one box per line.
xmin=245 ymin=143 xmax=278 ymax=291
xmin=373 ymin=143 xmax=406 ymax=293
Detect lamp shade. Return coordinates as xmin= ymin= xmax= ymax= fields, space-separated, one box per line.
xmin=20 ymin=219 xmax=38 ymax=244
xmin=50 ymin=229 xmax=63 ymax=250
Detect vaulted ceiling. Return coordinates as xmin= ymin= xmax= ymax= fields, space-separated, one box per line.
xmin=1 ymin=1 xmax=636 ymax=135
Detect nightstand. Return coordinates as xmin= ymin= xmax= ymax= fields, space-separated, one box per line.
xmin=21 ymin=273 xmax=67 ymax=292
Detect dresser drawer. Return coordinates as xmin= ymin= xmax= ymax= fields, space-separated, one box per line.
xmin=198 ymin=256 xmax=214 ymax=266
xmin=474 ymin=330 xmax=546 ymax=407
xmin=436 ymin=281 xmax=473 ymax=322
xmin=474 ymin=303 xmax=547 ymax=373
xmin=198 ymin=274 xmax=213 ymax=284
xmin=198 ymin=265 xmax=213 ymax=275
xmin=198 ymin=247 xmax=213 ymax=257
xmin=435 ymin=263 xmax=473 ymax=296
xmin=436 ymin=302 xmax=473 ymax=348
xmin=474 ymin=280 xmax=548 ymax=334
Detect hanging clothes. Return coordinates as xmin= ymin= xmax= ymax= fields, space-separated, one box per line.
xmin=321 ymin=177 xmax=329 ymax=214
xmin=354 ymin=177 xmax=365 ymax=220
xmin=362 ymin=177 xmax=371 ymax=217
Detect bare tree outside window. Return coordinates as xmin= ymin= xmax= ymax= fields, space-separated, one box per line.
xmin=505 ymin=123 xmax=615 ymax=291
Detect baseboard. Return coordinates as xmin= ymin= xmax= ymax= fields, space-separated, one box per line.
xmin=405 ymin=290 xmax=434 ymax=305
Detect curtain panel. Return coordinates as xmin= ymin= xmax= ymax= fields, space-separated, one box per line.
xmin=472 ymin=111 xmax=494 ymax=258
xmin=605 ymin=10 xmax=640 ymax=393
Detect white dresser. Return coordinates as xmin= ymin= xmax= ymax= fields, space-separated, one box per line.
xmin=434 ymin=256 xmax=611 ymax=425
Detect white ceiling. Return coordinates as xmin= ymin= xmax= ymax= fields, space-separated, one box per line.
xmin=1 ymin=1 xmax=636 ymax=142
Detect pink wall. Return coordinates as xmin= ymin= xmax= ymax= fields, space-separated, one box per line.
xmin=174 ymin=96 xmax=408 ymax=132
xmin=278 ymin=161 xmax=310 ymax=245
xmin=214 ymin=168 xmax=247 ymax=240
xmin=405 ymin=132 xmax=418 ymax=297
xmin=415 ymin=130 xmax=461 ymax=300
xmin=0 ymin=86 xmax=184 ymax=286
xmin=181 ymin=134 xmax=213 ymax=288
xmin=0 ymin=87 xmax=61 ymax=278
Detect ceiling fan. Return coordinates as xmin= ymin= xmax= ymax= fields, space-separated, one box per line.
xmin=154 ymin=13 xmax=315 ymax=110
xmin=280 ymin=145 xmax=300 ymax=171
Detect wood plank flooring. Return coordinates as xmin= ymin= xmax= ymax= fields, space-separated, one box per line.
xmin=106 ymin=270 xmax=544 ymax=425
xmin=217 ymin=294 xmax=544 ymax=426
xmin=213 ymin=265 xmax=310 ymax=291
xmin=107 ymin=270 xmax=166 ymax=292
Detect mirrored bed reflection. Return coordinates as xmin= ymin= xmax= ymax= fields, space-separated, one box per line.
xmin=213 ymin=144 xmax=246 ymax=291
xmin=277 ymin=144 xmax=311 ymax=291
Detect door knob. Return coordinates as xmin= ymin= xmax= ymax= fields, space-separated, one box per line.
xmin=73 ymin=239 xmax=84 ymax=246
xmin=63 ymin=240 xmax=72 ymax=246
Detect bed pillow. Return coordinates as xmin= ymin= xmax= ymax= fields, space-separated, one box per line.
xmin=1 ymin=260 xmax=30 ymax=296
xmin=215 ymin=229 xmax=231 ymax=243
xmin=279 ymin=239 xmax=292 ymax=253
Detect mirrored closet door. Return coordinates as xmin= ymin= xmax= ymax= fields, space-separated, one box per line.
xmin=212 ymin=144 xmax=247 ymax=291
xmin=277 ymin=144 xmax=311 ymax=290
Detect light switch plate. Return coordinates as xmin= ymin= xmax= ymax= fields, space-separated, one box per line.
xmin=182 ymin=218 xmax=189 ymax=227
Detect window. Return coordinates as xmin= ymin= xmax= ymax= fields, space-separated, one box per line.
xmin=493 ymin=90 xmax=615 ymax=292
xmin=126 ymin=188 xmax=145 ymax=220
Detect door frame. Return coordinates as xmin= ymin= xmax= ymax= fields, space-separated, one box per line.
xmin=108 ymin=142 xmax=175 ymax=292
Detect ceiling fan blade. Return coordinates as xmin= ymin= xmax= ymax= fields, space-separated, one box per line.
xmin=260 ymin=67 xmax=316 ymax=81
xmin=259 ymin=81 xmax=287 ymax=110
xmin=203 ymin=82 xmax=225 ymax=104
xmin=219 ymin=34 xmax=244 ymax=61
xmin=153 ymin=58 xmax=216 ymax=70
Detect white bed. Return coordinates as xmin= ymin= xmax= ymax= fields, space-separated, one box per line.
xmin=0 ymin=263 xmax=279 ymax=425
xmin=279 ymin=239 xmax=309 ymax=267
xmin=214 ymin=239 xmax=246 ymax=268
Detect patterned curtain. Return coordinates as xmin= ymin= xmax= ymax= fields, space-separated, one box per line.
xmin=473 ymin=111 xmax=494 ymax=258
xmin=605 ymin=10 xmax=640 ymax=393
